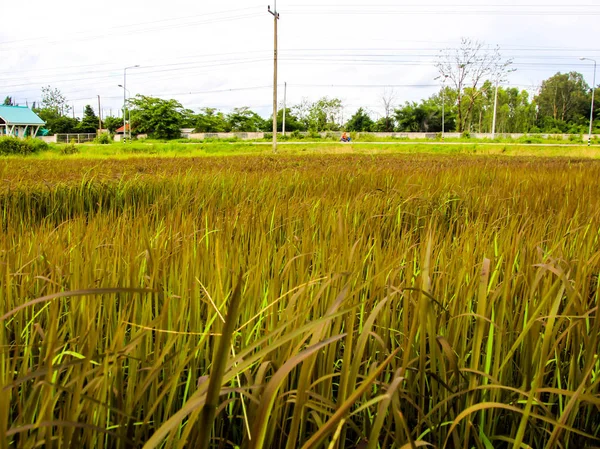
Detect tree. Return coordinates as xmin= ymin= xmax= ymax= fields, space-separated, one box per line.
xmin=436 ymin=38 xmax=512 ymax=132
xmin=194 ymin=108 xmax=229 ymax=132
xmin=103 ymin=116 xmax=123 ymax=134
xmin=77 ymin=105 xmax=99 ymax=133
xmin=395 ymin=100 xmax=440 ymax=132
xmin=276 ymin=108 xmax=303 ymax=132
xmin=535 ymin=72 xmax=590 ymax=130
xmin=129 ymin=95 xmax=186 ymax=139
xmin=345 ymin=107 xmax=374 ymax=131
xmin=307 ymin=97 xmax=343 ymax=132
xmin=41 ymin=86 xmax=71 ymax=116
xmin=226 ymin=107 xmax=266 ymax=132
xmin=380 ymin=88 xmax=396 ymax=132
xmin=3 ymin=96 xmax=14 ymax=106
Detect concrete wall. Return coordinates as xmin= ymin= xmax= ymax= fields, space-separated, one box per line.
xmin=184 ymin=131 xmax=599 ymax=141
xmin=40 ymin=135 xmax=57 ymax=143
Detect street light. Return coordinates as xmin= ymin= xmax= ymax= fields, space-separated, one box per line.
xmin=435 ymin=75 xmax=449 ymax=141
xmin=123 ymin=65 xmax=140 ymax=142
xmin=492 ymin=68 xmax=517 ymax=139
xmin=118 ymin=84 xmax=131 ymax=142
xmin=580 ymin=57 xmax=596 ymax=146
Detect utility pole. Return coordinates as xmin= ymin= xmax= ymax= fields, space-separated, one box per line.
xmin=97 ymin=95 xmax=102 ymax=131
xmin=283 ymin=81 xmax=287 ymax=136
xmin=268 ymin=3 xmax=279 ymax=152
xmin=580 ymin=57 xmax=596 ymax=146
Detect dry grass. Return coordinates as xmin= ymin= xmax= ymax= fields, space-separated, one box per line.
xmin=1 ymin=154 xmax=600 ymax=448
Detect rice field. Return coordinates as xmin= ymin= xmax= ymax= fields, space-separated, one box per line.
xmin=1 ymin=153 xmax=600 ymax=449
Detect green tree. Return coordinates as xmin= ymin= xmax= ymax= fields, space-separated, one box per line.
xmin=275 ymin=108 xmax=304 ymax=132
xmin=77 ymin=105 xmax=99 ymax=133
xmin=307 ymin=97 xmax=343 ymax=132
xmin=436 ymin=38 xmax=512 ymax=132
xmin=3 ymin=96 xmax=13 ymax=106
xmin=128 ymin=95 xmax=186 ymax=139
xmin=345 ymin=107 xmax=374 ymax=131
xmin=395 ymin=99 xmax=441 ymax=132
xmin=193 ymin=108 xmax=230 ymax=132
xmin=535 ymin=72 xmax=590 ymax=131
xmin=226 ymin=107 xmax=266 ymax=132
xmin=41 ymin=86 xmax=71 ymax=116
xmin=103 ymin=116 xmax=123 ymax=134
xmin=34 ymin=110 xmax=79 ymax=134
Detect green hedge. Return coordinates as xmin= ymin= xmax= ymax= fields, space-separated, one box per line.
xmin=0 ymin=137 xmax=48 ymax=155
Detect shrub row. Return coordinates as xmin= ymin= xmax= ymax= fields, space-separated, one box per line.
xmin=0 ymin=137 xmax=48 ymax=155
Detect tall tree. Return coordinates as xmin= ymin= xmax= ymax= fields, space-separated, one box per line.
xmin=345 ymin=107 xmax=374 ymax=131
xmin=226 ymin=107 xmax=266 ymax=132
xmin=436 ymin=38 xmax=512 ymax=132
xmin=77 ymin=105 xmax=99 ymax=133
xmin=40 ymin=86 xmax=71 ymax=116
xmin=307 ymin=97 xmax=343 ymax=132
xmin=103 ymin=116 xmax=123 ymax=134
xmin=194 ymin=108 xmax=230 ymax=132
xmin=535 ymin=72 xmax=590 ymax=130
xmin=380 ymin=88 xmax=397 ymax=132
xmin=129 ymin=95 xmax=186 ymax=139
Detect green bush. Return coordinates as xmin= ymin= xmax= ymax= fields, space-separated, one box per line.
xmin=60 ymin=143 xmax=79 ymax=155
xmin=568 ymin=134 xmax=583 ymax=143
xmin=290 ymin=130 xmax=304 ymax=140
xmin=0 ymin=137 xmax=48 ymax=155
xmin=461 ymin=131 xmax=471 ymax=139
xmin=263 ymin=133 xmax=273 ymax=140
xmin=94 ymin=133 xmax=113 ymax=144
xmin=308 ymin=131 xmax=321 ymax=140
xmin=518 ymin=134 xmax=544 ymax=144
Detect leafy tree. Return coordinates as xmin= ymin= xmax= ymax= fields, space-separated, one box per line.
xmin=307 ymin=97 xmax=343 ymax=132
xmin=535 ymin=72 xmax=590 ymax=130
xmin=275 ymin=108 xmax=304 ymax=132
xmin=193 ymin=108 xmax=230 ymax=132
xmin=77 ymin=105 xmax=99 ymax=133
xmin=436 ymin=38 xmax=512 ymax=132
xmin=3 ymin=96 xmax=14 ymax=106
xmin=394 ymin=97 xmax=451 ymax=133
xmin=35 ymin=109 xmax=79 ymax=134
xmin=128 ymin=95 xmax=186 ymax=139
xmin=226 ymin=107 xmax=266 ymax=132
xmin=345 ymin=107 xmax=374 ymax=131
xmin=103 ymin=116 xmax=123 ymax=134
xmin=41 ymin=86 xmax=71 ymax=116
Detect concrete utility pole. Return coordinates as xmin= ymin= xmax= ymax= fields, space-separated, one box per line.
xmin=268 ymin=3 xmax=280 ymax=152
xmin=580 ymin=57 xmax=596 ymax=146
xmin=123 ymin=65 xmax=140 ymax=142
xmin=97 ymin=95 xmax=102 ymax=131
xmin=283 ymin=81 xmax=287 ymax=136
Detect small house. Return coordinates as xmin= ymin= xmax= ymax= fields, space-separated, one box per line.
xmin=0 ymin=105 xmax=45 ymax=139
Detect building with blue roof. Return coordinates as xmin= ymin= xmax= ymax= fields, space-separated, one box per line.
xmin=0 ymin=105 xmax=45 ymax=139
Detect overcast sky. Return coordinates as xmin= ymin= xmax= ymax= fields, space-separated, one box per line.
xmin=1 ymin=1 xmax=598 ymax=119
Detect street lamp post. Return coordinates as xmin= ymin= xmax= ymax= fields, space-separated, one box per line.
xmin=580 ymin=57 xmax=596 ymax=146
xmin=118 ymin=84 xmax=131 ymax=142
xmin=492 ymin=68 xmax=516 ymax=139
xmin=435 ymin=75 xmax=449 ymax=140
xmin=123 ymin=65 xmax=139 ymax=142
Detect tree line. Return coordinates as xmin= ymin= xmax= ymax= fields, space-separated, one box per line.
xmin=3 ymin=37 xmax=597 ymax=139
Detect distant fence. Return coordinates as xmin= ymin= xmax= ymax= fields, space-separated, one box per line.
xmin=56 ymin=133 xmax=96 ymax=143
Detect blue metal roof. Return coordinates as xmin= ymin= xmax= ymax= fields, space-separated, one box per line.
xmin=0 ymin=105 xmax=45 ymax=125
